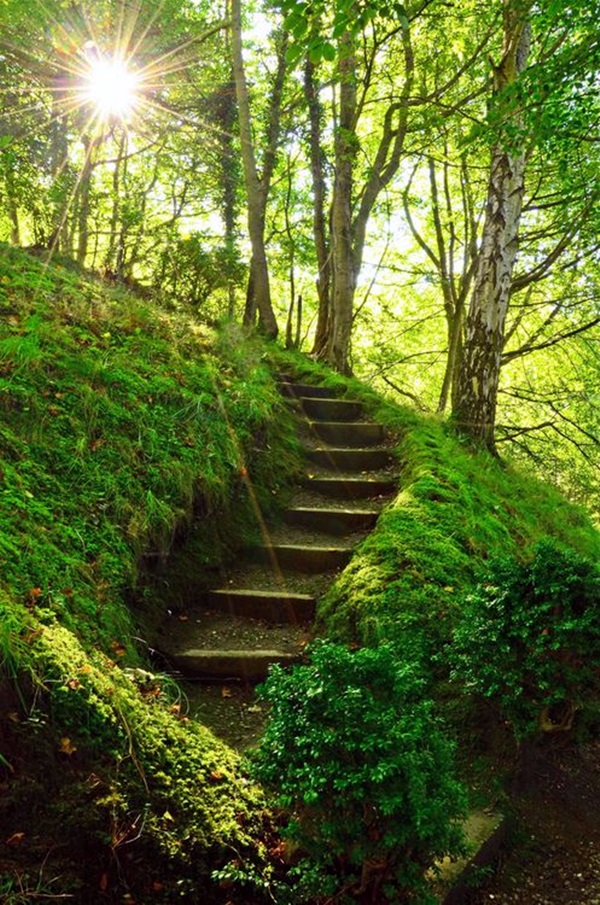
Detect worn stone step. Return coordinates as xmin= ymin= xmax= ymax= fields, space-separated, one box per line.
xmin=283 ymin=506 xmax=379 ymax=535
xmin=279 ymin=381 xmax=336 ymax=399
xmin=299 ymin=397 xmax=363 ymax=422
xmin=169 ymin=649 xmax=299 ymax=681
xmin=249 ymin=543 xmax=353 ymax=572
xmin=309 ymin=420 xmax=384 ymax=447
xmin=305 ymin=475 xmax=396 ymax=499
xmin=206 ymin=588 xmax=315 ymax=623
xmin=306 ymin=446 xmax=393 ymax=471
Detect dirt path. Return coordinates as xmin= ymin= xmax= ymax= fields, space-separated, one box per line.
xmin=471 ymin=741 xmax=600 ymax=904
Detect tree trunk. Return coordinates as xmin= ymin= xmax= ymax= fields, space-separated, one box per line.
xmin=304 ymin=55 xmax=331 ymax=359
xmin=76 ymin=134 xmax=97 ymax=266
xmin=5 ymin=167 xmax=21 ymax=246
xmin=231 ymin=0 xmax=278 ymax=338
xmin=452 ymin=5 xmax=531 ymax=451
xmin=325 ymin=30 xmax=357 ymax=375
xmin=104 ymin=132 xmax=127 ymax=273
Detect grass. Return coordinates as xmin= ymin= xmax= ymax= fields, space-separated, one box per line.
xmin=1 ymin=249 xmax=599 ymax=901
xmin=268 ymin=347 xmax=600 ymax=654
xmin=0 ymin=244 xmax=302 ymax=902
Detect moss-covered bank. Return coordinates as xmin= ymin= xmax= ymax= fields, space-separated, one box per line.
xmin=0 ymin=245 xmax=300 ymax=902
xmin=267 ymin=349 xmax=600 ymax=654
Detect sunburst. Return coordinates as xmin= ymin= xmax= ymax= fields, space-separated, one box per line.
xmin=80 ymin=48 xmax=140 ymax=122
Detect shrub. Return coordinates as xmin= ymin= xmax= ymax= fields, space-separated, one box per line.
xmin=451 ymin=538 xmax=600 ymax=738
xmin=252 ymin=641 xmax=466 ymax=904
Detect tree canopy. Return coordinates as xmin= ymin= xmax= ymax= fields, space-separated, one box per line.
xmin=1 ymin=0 xmax=599 ymax=509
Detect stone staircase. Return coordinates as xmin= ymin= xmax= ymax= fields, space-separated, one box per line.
xmin=155 ymin=378 xmax=396 ymax=685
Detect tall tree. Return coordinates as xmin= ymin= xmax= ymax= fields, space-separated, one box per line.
xmin=452 ymin=0 xmax=600 ymax=450
xmin=230 ymin=0 xmax=283 ymax=337
xmin=452 ymin=0 xmax=531 ymax=451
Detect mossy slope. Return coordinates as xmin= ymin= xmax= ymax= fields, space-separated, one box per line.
xmin=0 ymin=245 xmax=300 ymax=902
xmin=269 ymin=348 xmax=600 ymax=656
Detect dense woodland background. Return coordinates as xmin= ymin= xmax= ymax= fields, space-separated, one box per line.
xmin=1 ymin=0 xmax=599 ymax=516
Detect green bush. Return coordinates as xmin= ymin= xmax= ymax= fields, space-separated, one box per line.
xmin=252 ymin=641 xmax=466 ymax=904
xmin=451 ymin=538 xmax=600 ymax=738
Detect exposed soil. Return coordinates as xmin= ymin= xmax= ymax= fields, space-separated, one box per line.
xmin=469 ymin=740 xmax=600 ymax=904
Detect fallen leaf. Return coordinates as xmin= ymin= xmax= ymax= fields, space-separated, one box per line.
xmin=59 ymin=737 xmax=77 ymax=755
xmin=5 ymin=831 xmax=25 ymax=846
xmin=210 ymin=770 xmax=225 ymax=782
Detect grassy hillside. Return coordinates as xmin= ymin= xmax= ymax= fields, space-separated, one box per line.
xmin=2 ymin=247 xmax=600 ymax=902
xmin=0 ymin=245 xmax=302 ymax=902
xmin=269 ymin=350 xmax=600 ymax=651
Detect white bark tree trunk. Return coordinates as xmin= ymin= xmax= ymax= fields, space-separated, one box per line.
xmin=453 ymin=3 xmax=531 ymax=450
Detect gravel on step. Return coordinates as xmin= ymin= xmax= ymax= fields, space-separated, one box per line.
xmin=288 ymin=486 xmax=390 ymax=512
xmin=216 ymin=562 xmax=338 ymax=597
xmin=257 ymin=521 xmax=367 ymax=549
xmin=181 ymin=680 xmax=269 ymax=750
xmin=157 ymin=610 xmax=311 ymax=653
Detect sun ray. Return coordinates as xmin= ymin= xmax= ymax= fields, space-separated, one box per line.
xmin=80 ymin=51 xmax=140 ymax=120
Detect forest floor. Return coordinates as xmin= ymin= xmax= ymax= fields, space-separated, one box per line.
xmin=470 ymin=739 xmax=600 ymax=904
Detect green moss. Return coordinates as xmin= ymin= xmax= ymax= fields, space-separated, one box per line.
xmin=271 ymin=348 xmax=600 ymax=662
xmin=0 ymin=245 xmax=300 ymax=901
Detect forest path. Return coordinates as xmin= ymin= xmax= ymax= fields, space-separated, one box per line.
xmin=154 ymin=377 xmax=397 ymax=747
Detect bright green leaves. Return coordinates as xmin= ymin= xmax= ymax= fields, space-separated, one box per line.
xmin=279 ymin=0 xmax=390 ymax=65
xmin=253 ymin=641 xmax=466 ymax=902
xmin=451 ymin=539 xmax=600 ymax=737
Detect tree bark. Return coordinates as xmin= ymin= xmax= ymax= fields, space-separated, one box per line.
xmin=76 ymin=134 xmax=98 ymax=266
xmin=453 ymin=4 xmax=531 ymax=451
xmin=325 ymin=29 xmax=358 ymax=375
xmin=304 ymin=55 xmax=331 ymax=359
xmin=231 ymin=0 xmax=279 ymax=338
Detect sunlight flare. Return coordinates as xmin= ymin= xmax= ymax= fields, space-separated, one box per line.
xmin=82 ymin=53 xmax=140 ymax=120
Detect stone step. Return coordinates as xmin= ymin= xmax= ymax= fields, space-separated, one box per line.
xmin=299 ymin=397 xmax=363 ymax=422
xmin=206 ymin=588 xmax=316 ymax=623
xmin=309 ymin=420 xmax=385 ymax=447
xmin=169 ymin=649 xmax=299 ymax=682
xmin=305 ymin=446 xmax=393 ymax=471
xmin=279 ymin=381 xmax=336 ymax=399
xmin=249 ymin=543 xmax=353 ymax=572
xmin=283 ymin=506 xmax=379 ymax=535
xmin=305 ymin=475 xmax=396 ymax=500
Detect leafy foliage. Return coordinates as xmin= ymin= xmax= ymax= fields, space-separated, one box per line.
xmin=450 ymin=539 xmax=600 ymax=738
xmin=253 ymin=641 xmax=466 ymax=904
